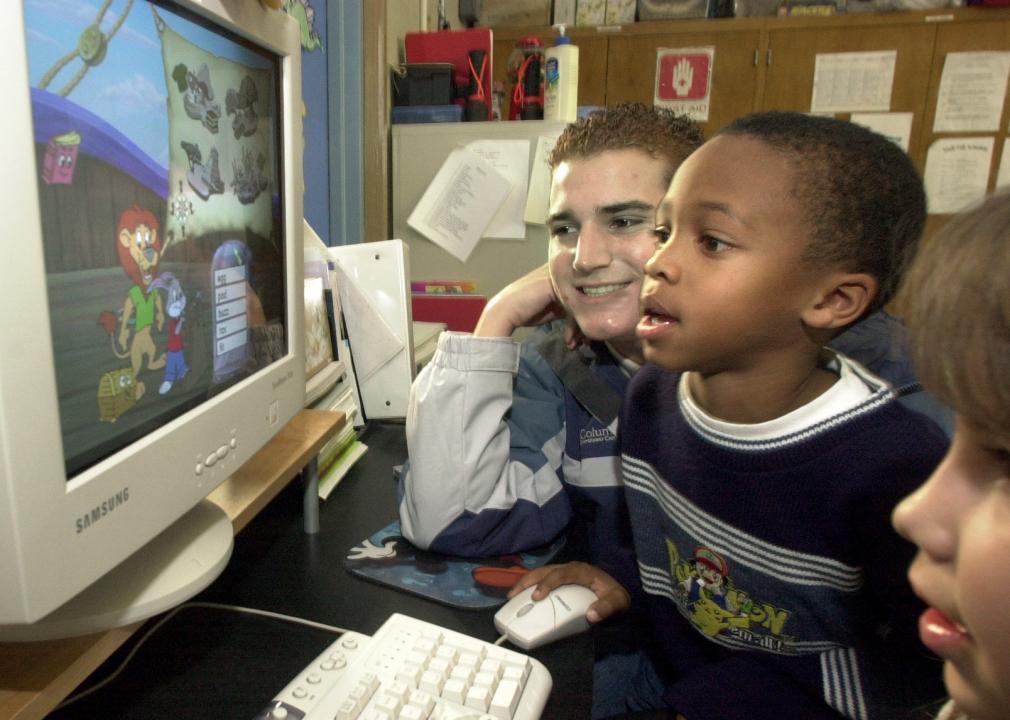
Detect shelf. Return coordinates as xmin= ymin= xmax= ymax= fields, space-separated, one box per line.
xmin=0 ymin=408 xmax=346 ymax=720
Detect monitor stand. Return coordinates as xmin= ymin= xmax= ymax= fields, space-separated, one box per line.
xmin=0 ymin=500 xmax=233 ymax=642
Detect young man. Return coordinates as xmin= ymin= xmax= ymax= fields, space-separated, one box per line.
xmin=398 ymin=105 xmax=704 ymax=590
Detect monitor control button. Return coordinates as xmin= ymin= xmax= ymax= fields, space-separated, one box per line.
xmin=216 ymin=445 xmax=229 ymax=460
xmin=270 ymin=707 xmax=289 ymax=719
xmin=195 ymin=463 xmax=204 ymax=475
xmin=230 ymin=437 xmax=238 ymax=449
xmin=205 ymin=453 xmax=217 ymax=467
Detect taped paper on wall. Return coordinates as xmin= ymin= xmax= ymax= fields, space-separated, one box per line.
xmin=810 ymin=51 xmax=895 ymax=113
xmin=524 ymin=134 xmax=562 ymax=225
xmin=407 ymin=147 xmax=511 ymax=262
xmin=997 ymin=139 xmax=1010 ymax=189
xmin=933 ymin=52 xmax=1010 ymax=133
xmin=850 ymin=112 xmax=914 ymax=153
xmin=465 ymin=139 xmax=530 ymax=240
xmin=924 ymin=137 xmax=994 ymax=215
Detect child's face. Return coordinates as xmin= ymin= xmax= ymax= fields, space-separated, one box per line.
xmin=637 ymin=135 xmax=825 ymax=373
xmin=548 ymin=149 xmax=669 ymax=353
xmin=892 ymin=418 xmax=1010 ymax=720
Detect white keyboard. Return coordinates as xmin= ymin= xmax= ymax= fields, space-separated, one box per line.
xmin=253 ymin=613 xmax=552 ymax=720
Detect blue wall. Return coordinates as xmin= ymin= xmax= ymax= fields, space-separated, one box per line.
xmin=326 ymin=2 xmax=364 ymax=246
xmin=296 ymin=0 xmax=363 ymax=247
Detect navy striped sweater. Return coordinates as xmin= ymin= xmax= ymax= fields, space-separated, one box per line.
xmin=620 ymin=363 xmax=949 ymax=720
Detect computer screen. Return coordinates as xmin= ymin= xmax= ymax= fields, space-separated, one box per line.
xmin=0 ymin=0 xmax=305 ymax=639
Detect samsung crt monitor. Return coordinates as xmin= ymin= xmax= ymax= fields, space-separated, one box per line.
xmin=0 ymin=0 xmax=305 ymax=640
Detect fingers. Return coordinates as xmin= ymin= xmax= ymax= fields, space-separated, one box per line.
xmin=475 ymin=264 xmax=563 ymax=337
xmin=506 ymin=562 xmax=631 ymax=627
xmin=505 ymin=565 xmax=556 ymax=598
xmin=505 ymin=562 xmax=589 ymax=599
xmin=585 ymin=584 xmax=631 ymax=624
xmin=527 ymin=562 xmax=594 ymax=597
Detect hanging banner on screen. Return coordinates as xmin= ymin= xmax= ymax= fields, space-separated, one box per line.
xmin=157 ymin=9 xmax=276 ymax=248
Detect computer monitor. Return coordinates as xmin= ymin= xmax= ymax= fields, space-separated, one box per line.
xmin=0 ymin=0 xmax=305 ymax=640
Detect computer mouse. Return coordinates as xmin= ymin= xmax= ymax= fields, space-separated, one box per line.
xmin=493 ymin=583 xmax=597 ymax=650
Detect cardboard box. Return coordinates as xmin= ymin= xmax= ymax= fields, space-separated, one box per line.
xmin=479 ymin=0 xmax=551 ymax=26
xmin=606 ymin=0 xmax=637 ymax=22
xmin=576 ymin=0 xmax=606 ymax=24
xmin=638 ymin=0 xmax=712 ymax=18
xmin=553 ymin=0 xmax=578 ymax=24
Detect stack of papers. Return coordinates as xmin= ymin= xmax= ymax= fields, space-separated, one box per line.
xmin=318 ymin=421 xmax=368 ymax=500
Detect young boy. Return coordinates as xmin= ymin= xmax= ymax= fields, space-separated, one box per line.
xmin=892 ymin=192 xmax=1010 ymax=720
xmin=525 ymin=112 xmax=950 ymax=718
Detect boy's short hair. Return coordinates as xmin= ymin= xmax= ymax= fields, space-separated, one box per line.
xmin=902 ymin=192 xmax=1010 ymax=434
xmin=718 ymin=111 xmax=926 ymax=314
xmin=548 ymin=102 xmax=704 ymax=185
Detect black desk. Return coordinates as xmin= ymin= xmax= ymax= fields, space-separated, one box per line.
xmin=49 ymin=421 xmax=593 ymax=719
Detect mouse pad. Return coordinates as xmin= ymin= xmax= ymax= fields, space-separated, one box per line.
xmin=344 ymin=520 xmax=565 ymax=610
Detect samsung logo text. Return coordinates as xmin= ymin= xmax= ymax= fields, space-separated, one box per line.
xmin=75 ymin=487 xmax=130 ymax=534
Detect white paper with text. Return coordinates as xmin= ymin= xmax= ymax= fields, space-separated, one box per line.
xmin=407 ymin=148 xmax=511 ymax=262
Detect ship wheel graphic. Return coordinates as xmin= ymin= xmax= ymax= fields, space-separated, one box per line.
xmin=38 ymin=0 xmax=134 ymax=97
xmin=169 ymin=180 xmax=194 ymax=243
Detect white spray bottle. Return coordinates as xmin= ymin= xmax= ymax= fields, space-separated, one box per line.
xmin=544 ymin=24 xmax=579 ymax=123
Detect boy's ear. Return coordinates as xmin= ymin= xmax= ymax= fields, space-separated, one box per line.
xmin=802 ymin=272 xmax=878 ymax=330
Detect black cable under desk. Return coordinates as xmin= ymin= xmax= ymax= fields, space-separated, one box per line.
xmin=49 ymin=421 xmax=593 ymax=720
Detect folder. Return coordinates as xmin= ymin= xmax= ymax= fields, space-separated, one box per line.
xmin=411 ymin=293 xmax=487 ymax=333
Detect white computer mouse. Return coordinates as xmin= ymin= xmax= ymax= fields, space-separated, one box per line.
xmin=493 ymin=583 xmax=597 ymax=650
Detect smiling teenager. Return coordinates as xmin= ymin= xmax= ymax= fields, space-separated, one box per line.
xmin=398 ymin=104 xmax=702 ymax=568
xmin=398 ymin=105 xmax=704 ymax=719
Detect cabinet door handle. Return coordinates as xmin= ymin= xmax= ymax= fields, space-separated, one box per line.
xmin=767 ymin=48 xmax=773 ymax=66
xmin=754 ymin=49 xmax=759 ymax=66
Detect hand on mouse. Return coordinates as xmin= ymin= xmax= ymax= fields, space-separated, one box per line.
xmin=507 ymin=561 xmax=630 ymax=624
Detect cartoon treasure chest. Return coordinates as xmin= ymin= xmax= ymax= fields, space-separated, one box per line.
xmin=97 ymin=367 xmax=138 ymax=423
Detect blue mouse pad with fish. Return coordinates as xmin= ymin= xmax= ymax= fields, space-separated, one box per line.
xmin=344 ymin=520 xmax=565 ymax=610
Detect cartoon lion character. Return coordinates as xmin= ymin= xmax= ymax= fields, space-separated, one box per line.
xmin=98 ymin=205 xmax=166 ymax=400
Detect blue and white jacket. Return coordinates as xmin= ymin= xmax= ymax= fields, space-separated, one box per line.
xmin=398 ymin=324 xmax=637 ymax=586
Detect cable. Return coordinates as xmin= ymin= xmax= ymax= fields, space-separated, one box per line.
xmin=494 ymin=634 xmax=508 ymax=646
xmin=54 ymin=601 xmax=350 ymax=712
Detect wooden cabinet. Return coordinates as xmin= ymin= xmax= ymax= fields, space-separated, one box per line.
xmin=491 ymin=8 xmax=1010 ymax=147
xmin=493 ymin=18 xmax=765 ymax=135
xmin=476 ymin=8 xmax=1010 ymax=313
xmin=604 ymin=19 xmax=764 ymax=136
xmin=761 ymin=16 xmax=936 ymax=159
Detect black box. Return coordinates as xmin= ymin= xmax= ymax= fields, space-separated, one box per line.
xmin=392 ymin=63 xmax=455 ymax=107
